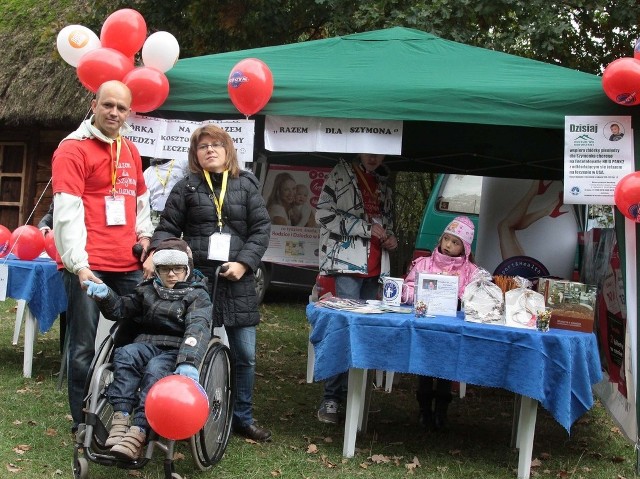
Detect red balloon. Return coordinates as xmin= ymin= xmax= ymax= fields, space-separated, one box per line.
xmin=10 ymin=225 xmax=45 ymax=261
xmin=227 ymin=58 xmax=274 ymax=116
xmin=100 ymin=8 xmax=147 ymax=58
xmin=602 ymin=57 xmax=640 ymax=106
xmin=123 ymin=67 xmax=170 ymax=113
xmin=43 ymin=232 xmax=59 ymax=261
xmin=146 ymin=375 xmax=209 ymax=440
xmin=614 ymin=171 xmax=640 ymax=222
xmin=0 ymin=225 xmax=10 ymax=258
xmin=76 ymin=47 xmax=135 ymax=93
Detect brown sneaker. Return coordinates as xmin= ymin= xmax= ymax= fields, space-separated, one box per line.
xmin=232 ymin=423 xmax=272 ymax=442
xmin=105 ymin=412 xmax=130 ymax=447
xmin=110 ymin=426 xmax=146 ymax=460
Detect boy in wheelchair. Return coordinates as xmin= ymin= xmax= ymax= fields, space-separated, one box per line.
xmin=83 ymin=237 xmax=212 ymax=460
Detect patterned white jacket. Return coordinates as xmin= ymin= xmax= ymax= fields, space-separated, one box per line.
xmin=316 ymin=158 xmax=394 ymax=277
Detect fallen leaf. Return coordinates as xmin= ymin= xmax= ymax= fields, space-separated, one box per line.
xmin=307 ymin=444 xmax=318 ymax=454
xmin=270 ymin=469 xmax=281 ymax=476
xmin=448 ymin=449 xmax=461 ymax=456
xmin=173 ymin=452 xmax=185 ymax=461
xmin=13 ymin=444 xmax=31 ymax=454
xmin=127 ymin=470 xmax=143 ymax=477
xmin=244 ymin=438 xmax=258 ymax=444
xmin=370 ymin=454 xmax=390 ymax=463
xmin=6 ymin=463 xmax=22 ymax=473
xmin=323 ymin=436 xmax=333 ymax=443
xmin=611 ymin=456 xmax=626 ymax=463
xmin=12 ymin=420 xmax=22 ymax=426
xmin=359 ymin=462 xmax=369 ymax=469
xmin=45 ymin=428 xmax=57 ymax=436
xmin=405 ymin=463 xmax=417 ymax=473
xmin=530 ymin=458 xmax=542 ymax=467
xmin=53 ymin=470 xmax=63 ymax=475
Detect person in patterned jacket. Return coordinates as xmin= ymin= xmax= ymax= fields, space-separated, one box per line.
xmin=83 ymin=237 xmax=212 ymax=460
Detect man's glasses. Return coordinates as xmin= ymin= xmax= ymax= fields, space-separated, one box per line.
xmin=156 ymin=265 xmax=188 ymax=275
xmin=197 ymin=142 xmax=225 ymax=151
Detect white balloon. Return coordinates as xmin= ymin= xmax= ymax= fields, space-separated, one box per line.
xmin=56 ymin=25 xmax=101 ymax=67
xmin=142 ymin=31 xmax=180 ymax=73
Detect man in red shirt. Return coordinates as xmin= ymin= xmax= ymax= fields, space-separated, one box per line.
xmin=52 ymin=80 xmax=153 ymax=433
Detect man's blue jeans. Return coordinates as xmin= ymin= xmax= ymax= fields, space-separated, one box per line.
xmin=322 ymin=275 xmax=379 ymax=404
xmin=63 ymin=269 xmax=143 ymax=427
xmin=226 ymin=325 xmax=257 ymax=428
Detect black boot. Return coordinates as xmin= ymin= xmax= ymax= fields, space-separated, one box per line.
xmin=433 ymin=379 xmax=452 ymax=431
xmin=416 ymin=376 xmax=435 ymax=431
xmin=433 ymin=396 xmax=450 ymax=431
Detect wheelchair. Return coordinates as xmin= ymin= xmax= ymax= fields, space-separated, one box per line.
xmin=72 ymin=319 xmax=235 ymax=479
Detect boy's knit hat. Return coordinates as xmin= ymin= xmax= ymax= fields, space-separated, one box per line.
xmin=443 ymin=216 xmax=475 ymax=257
xmin=153 ymin=237 xmax=192 ymax=278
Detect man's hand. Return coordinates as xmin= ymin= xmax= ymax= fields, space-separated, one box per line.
xmin=142 ymin=253 xmax=155 ymax=279
xmin=77 ymin=268 xmax=102 ymax=286
xmin=138 ymin=237 xmax=151 ymax=262
xmin=382 ymin=234 xmax=398 ymax=251
xmin=220 ymin=262 xmax=248 ymax=281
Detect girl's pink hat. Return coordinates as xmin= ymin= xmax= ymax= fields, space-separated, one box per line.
xmin=443 ymin=216 xmax=475 ymax=256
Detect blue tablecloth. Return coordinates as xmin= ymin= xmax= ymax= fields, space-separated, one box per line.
xmin=3 ymin=255 xmax=66 ymax=333
xmin=307 ymin=303 xmax=603 ymax=432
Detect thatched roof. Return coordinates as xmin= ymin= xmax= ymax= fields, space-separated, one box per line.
xmin=0 ymin=4 xmax=93 ymax=128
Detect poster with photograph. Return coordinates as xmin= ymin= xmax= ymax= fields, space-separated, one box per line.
xmin=415 ymin=272 xmax=458 ymax=317
xmin=563 ymin=116 xmax=634 ymax=205
xmin=262 ymin=164 xmax=331 ymax=267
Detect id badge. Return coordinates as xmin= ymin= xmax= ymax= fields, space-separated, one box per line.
xmin=208 ymin=233 xmax=231 ymax=261
xmin=105 ymin=195 xmax=126 ymax=226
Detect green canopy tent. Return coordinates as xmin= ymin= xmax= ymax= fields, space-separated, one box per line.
xmin=160 ymin=27 xmax=635 ymax=179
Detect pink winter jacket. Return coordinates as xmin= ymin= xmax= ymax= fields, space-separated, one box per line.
xmin=402 ymin=248 xmax=478 ymax=304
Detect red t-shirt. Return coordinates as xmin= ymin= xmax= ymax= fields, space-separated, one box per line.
xmin=355 ymin=168 xmax=382 ymax=277
xmin=52 ymin=137 xmax=147 ymax=272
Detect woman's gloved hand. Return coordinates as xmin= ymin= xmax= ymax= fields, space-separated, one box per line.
xmin=83 ymin=280 xmax=109 ymax=299
xmin=174 ymin=363 xmax=200 ymax=382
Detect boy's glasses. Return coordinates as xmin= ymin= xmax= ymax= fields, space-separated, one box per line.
xmin=156 ymin=265 xmax=187 ymax=275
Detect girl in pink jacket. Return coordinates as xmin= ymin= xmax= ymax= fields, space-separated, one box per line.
xmin=401 ymin=215 xmax=478 ymax=431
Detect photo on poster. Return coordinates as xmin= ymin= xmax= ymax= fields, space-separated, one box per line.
xmin=261 ymin=164 xmax=331 ymax=267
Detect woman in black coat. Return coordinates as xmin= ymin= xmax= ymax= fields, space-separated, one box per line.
xmin=146 ymin=124 xmax=272 ymax=442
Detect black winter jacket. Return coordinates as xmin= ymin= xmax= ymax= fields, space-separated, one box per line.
xmin=95 ymin=273 xmax=212 ymax=368
xmin=151 ymin=170 xmax=271 ymax=328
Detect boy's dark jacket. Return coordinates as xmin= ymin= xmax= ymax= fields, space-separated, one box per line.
xmin=94 ymin=271 xmax=212 ymax=367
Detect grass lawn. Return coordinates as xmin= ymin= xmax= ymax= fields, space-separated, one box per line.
xmin=0 ymin=290 xmax=636 ymax=478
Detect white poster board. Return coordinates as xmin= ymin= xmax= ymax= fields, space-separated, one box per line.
xmin=262 ymin=164 xmax=331 ymax=267
xmin=563 ymin=116 xmax=634 ymax=205
xmin=264 ymin=115 xmax=403 ymax=154
xmin=125 ymin=114 xmax=255 ymax=170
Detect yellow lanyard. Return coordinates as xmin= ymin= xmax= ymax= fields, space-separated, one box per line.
xmin=155 ymin=159 xmax=175 ymax=193
xmin=110 ymin=136 xmax=122 ymax=197
xmin=204 ymin=170 xmax=228 ymax=231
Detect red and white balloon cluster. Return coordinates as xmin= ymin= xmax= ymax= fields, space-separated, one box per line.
xmin=602 ymin=40 xmax=640 ymax=106
xmin=56 ymin=9 xmax=179 ymax=113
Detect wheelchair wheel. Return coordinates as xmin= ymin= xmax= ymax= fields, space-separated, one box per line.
xmin=82 ymin=334 xmax=115 ymax=452
xmin=190 ymin=339 xmax=234 ymax=470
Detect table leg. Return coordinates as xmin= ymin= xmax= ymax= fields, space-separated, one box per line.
xmin=516 ymin=395 xmax=538 ymax=479
xmin=12 ymin=299 xmax=27 ymax=345
xmin=23 ymin=306 xmax=37 ymax=378
xmin=343 ymin=368 xmax=365 ymax=457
